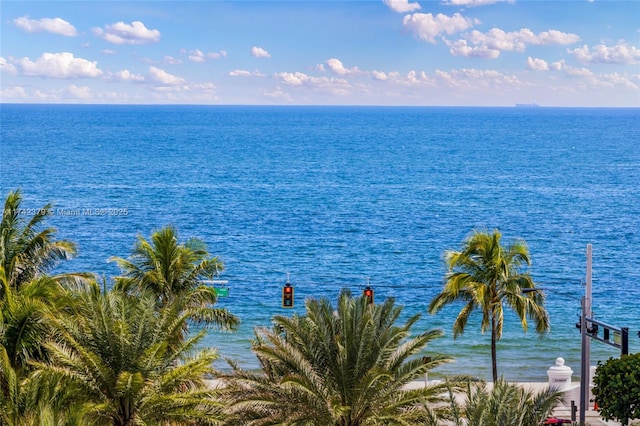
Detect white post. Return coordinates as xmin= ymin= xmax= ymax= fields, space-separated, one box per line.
xmin=422 ymin=356 xmax=432 ymax=387
xmin=580 ymin=244 xmax=593 ymax=424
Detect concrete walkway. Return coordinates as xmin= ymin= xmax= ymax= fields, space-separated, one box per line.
xmin=535 ymin=382 xmax=621 ymax=426
xmin=551 ymin=404 xmax=619 ymax=426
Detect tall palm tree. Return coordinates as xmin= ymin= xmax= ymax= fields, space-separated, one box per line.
xmin=0 ymin=262 xmax=83 ymax=376
xmin=0 ymin=266 xmax=76 ymax=426
xmin=30 ymin=286 xmax=226 ymax=426
xmin=428 ymin=229 xmax=549 ymax=383
xmin=0 ymin=342 xmax=30 ymax=426
xmin=0 ymin=189 xmax=80 ymax=290
xmin=111 ymin=226 xmax=238 ymax=332
xmin=0 ymin=273 xmax=61 ymax=374
xmin=222 ymin=290 xmax=454 ymax=425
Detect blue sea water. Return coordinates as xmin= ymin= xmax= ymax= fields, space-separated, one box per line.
xmin=1 ymin=104 xmax=639 ymax=382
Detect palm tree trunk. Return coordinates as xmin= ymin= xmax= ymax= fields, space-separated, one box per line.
xmin=491 ymin=313 xmax=498 ymax=383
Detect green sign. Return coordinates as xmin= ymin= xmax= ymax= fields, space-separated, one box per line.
xmin=215 ymin=287 xmax=229 ymax=297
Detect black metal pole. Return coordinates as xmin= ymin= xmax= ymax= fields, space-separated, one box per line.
xmin=580 ymin=297 xmax=587 ymax=424
xmin=622 ymin=327 xmax=629 ymax=355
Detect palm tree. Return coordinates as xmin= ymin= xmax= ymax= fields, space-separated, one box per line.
xmin=30 ymin=286 xmax=226 ymax=426
xmin=0 ymin=189 xmax=80 ymax=290
xmin=0 ymin=273 xmax=61 ymax=374
xmin=0 ymin=266 xmax=75 ymax=426
xmin=428 ymin=229 xmax=549 ymax=383
xmin=0 ymin=341 xmax=83 ymax=426
xmin=446 ymin=378 xmax=563 ymax=426
xmin=0 ymin=342 xmax=31 ymax=426
xmin=222 ymin=290 xmax=454 ymax=425
xmin=110 ymin=226 xmax=238 ymax=332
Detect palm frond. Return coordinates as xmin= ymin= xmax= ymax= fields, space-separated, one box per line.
xmin=1 ymin=190 xmax=79 ymax=289
xmin=224 ymin=290 xmax=452 ymax=425
xmin=31 ymin=288 xmax=226 ymax=425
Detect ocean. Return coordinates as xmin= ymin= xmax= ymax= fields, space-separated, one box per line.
xmin=1 ymin=104 xmax=639 ymax=382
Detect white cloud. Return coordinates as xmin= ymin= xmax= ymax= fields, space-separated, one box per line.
xmin=383 ymin=0 xmax=421 ymax=13
xmin=16 ymin=52 xmax=102 ymax=78
xmin=13 ymin=15 xmax=77 ymax=36
xmin=403 ymin=13 xmax=478 ymax=43
xmin=149 ymin=86 xmax=184 ymax=93
xmin=535 ymin=29 xmax=581 ymax=45
xmin=276 ymin=72 xmax=306 ymax=86
xmin=563 ymin=65 xmax=594 ymax=78
xmin=442 ymin=0 xmax=507 ymax=6
xmin=189 ymin=82 xmax=217 ymax=92
xmin=372 ymin=70 xmax=388 ymax=81
xmin=148 ymin=66 xmax=184 ymax=85
xmin=465 ymin=28 xmax=580 ymax=53
xmin=0 ymin=56 xmax=18 ymax=74
xmin=67 ymin=84 xmax=92 ymax=99
xmin=550 ymin=60 xmax=564 ymax=71
xmin=540 ymin=62 xmax=637 ymax=96
xmin=33 ymin=89 xmax=58 ymax=100
xmin=596 ymin=73 xmax=638 ymax=90
xmin=467 ymin=29 xmax=523 ymax=51
xmin=229 ymin=69 xmax=265 ymax=77
xmin=447 ymin=39 xmax=500 ymax=58
xmin=275 ymin=72 xmax=352 ymax=94
xmin=229 ymin=69 xmax=252 ymax=77
xmin=280 ymin=62 xmax=524 ymax=93
xmin=0 ymin=86 xmax=27 ymax=99
xmin=101 ymin=49 xmax=117 ymax=55
xmin=526 ymin=57 xmax=549 ymax=71
xmin=143 ymin=81 xmax=217 ymax=103
xmin=93 ymin=21 xmax=160 ymax=45
xmin=113 ymin=69 xmax=145 ymax=82
xmin=569 ymin=42 xmax=640 ymax=65
xmin=407 ymin=70 xmax=433 ymax=85
xmin=432 ymin=68 xmax=520 ymax=89
xmin=189 ymin=49 xmax=206 ymax=63
xmin=252 ymin=46 xmax=271 ymax=58
xmin=324 ymin=58 xmax=361 ymax=76
xmin=164 ymin=56 xmax=182 ymax=65
xmin=187 ymin=49 xmax=226 ymax=62
xmin=264 ymin=87 xmax=293 ymax=101
xmin=208 ymin=50 xmax=227 ymax=59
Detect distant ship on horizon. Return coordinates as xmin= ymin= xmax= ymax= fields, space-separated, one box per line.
xmin=515 ymin=103 xmax=540 ymax=108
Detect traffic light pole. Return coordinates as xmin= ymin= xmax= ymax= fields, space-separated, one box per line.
xmin=578 ymin=244 xmax=631 ymax=423
xmin=579 ymin=296 xmax=589 ymax=425
xmin=579 ymin=244 xmax=592 ymax=425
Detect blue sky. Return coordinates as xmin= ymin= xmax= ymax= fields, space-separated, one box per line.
xmin=1 ymin=0 xmax=639 ymax=106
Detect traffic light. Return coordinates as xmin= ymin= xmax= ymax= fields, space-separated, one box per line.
xmin=282 ymin=282 xmax=294 ymax=308
xmin=363 ymin=286 xmax=374 ymax=305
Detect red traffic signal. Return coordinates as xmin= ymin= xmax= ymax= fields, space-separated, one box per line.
xmin=282 ymin=283 xmax=294 ymax=308
xmin=363 ymin=286 xmax=374 ymax=305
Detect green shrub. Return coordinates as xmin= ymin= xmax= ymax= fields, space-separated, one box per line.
xmin=592 ymin=353 xmax=640 ymax=426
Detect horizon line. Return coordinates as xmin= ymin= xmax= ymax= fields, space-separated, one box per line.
xmin=2 ymin=102 xmax=639 ymax=109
